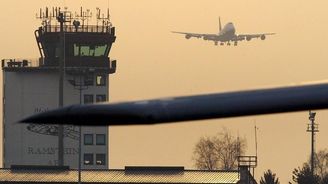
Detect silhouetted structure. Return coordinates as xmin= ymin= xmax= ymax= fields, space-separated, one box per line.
xmin=238 ymin=156 xmax=258 ymax=184
xmin=0 ymin=166 xmax=257 ymax=184
xmin=307 ymin=111 xmax=319 ymax=176
xmin=1 ymin=7 xmax=116 ymax=169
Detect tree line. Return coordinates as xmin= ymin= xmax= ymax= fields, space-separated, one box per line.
xmin=192 ymin=127 xmax=328 ymax=184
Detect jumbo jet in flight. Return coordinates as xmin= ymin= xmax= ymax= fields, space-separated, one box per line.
xmin=172 ymin=18 xmax=275 ymax=46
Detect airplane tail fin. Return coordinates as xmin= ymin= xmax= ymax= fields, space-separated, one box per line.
xmin=219 ymin=17 xmax=222 ymax=33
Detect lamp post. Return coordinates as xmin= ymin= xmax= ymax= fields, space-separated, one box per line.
xmin=68 ymin=74 xmax=89 ymax=184
xmin=307 ymin=110 xmax=319 ymax=177
xmin=57 ymin=11 xmax=65 ymax=168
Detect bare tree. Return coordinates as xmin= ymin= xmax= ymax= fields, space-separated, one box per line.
xmin=314 ymin=149 xmax=328 ymax=178
xmin=193 ymin=136 xmax=219 ymax=170
xmin=193 ymin=127 xmax=247 ymax=170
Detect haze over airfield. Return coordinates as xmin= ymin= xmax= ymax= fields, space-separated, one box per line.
xmin=1 ymin=0 xmax=328 ymax=183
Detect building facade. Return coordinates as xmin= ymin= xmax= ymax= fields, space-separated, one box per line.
xmin=2 ymin=8 xmax=116 ymax=169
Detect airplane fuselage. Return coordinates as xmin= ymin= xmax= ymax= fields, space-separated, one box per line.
xmin=217 ymin=22 xmax=236 ymax=41
xmin=203 ymin=22 xmax=236 ymax=42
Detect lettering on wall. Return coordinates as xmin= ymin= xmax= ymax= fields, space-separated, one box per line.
xmin=27 ymin=147 xmax=78 ymax=155
xmin=34 ymin=107 xmax=49 ymax=113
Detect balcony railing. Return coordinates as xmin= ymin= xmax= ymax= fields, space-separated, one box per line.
xmin=42 ymin=25 xmax=114 ymax=34
xmin=1 ymin=58 xmax=116 ymax=74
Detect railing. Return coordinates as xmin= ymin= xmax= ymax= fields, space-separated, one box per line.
xmin=42 ymin=25 xmax=114 ymax=34
xmin=237 ymin=156 xmax=257 ymax=168
xmin=2 ymin=58 xmax=116 ymax=74
xmin=1 ymin=58 xmax=40 ymax=68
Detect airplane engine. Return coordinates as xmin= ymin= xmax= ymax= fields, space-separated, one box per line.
xmin=246 ymin=36 xmax=252 ymax=41
xmin=260 ymin=35 xmax=266 ymax=40
xmin=185 ymin=35 xmax=191 ymax=39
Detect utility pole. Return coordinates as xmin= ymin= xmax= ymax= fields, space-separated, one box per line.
xmin=57 ymin=11 xmax=65 ymax=167
xmin=307 ymin=110 xmax=319 ymax=177
xmin=68 ymin=73 xmax=89 ymax=184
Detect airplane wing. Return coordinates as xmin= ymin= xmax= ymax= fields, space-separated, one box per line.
xmin=172 ymin=31 xmax=203 ymax=38
xmin=172 ymin=31 xmax=215 ymax=39
xmin=237 ymin=33 xmax=275 ymax=41
xmin=21 ymin=82 xmax=328 ymax=126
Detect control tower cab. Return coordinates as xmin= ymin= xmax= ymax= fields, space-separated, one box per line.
xmin=35 ymin=7 xmax=116 ymax=74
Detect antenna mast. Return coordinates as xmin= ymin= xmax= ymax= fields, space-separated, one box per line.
xmin=254 ymin=123 xmax=258 ymax=158
xmin=96 ymin=8 xmax=111 ymax=28
xmin=75 ymin=7 xmax=92 ymax=27
xmin=307 ymin=110 xmax=319 ymax=177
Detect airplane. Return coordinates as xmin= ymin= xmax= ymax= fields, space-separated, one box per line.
xmin=21 ymin=82 xmax=328 ymax=126
xmin=172 ymin=17 xmax=275 ymax=46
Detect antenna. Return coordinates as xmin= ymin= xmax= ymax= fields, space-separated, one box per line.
xmin=96 ymin=7 xmax=111 ymax=27
xmin=37 ymin=7 xmax=112 ymax=31
xmin=37 ymin=7 xmax=72 ymax=28
xmin=36 ymin=7 xmax=56 ymax=27
xmin=75 ymin=7 xmax=92 ymax=27
xmin=237 ymin=131 xmax=240 ymax=156
xmin=254 ymin=122 xmax=258 ymax=158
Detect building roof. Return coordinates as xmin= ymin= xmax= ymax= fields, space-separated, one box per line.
xmin=0 ymin=168 xmax=240 ymax=184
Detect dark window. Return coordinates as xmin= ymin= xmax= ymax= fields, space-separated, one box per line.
xmin=84 ymin=134 xmax=93 ymax=145
xmin=84 ymin=75 xmax=94 ymax=86
xmin=84 ymin=94 xmax=94 ymax=104
xmin=96 ymin=154 xmax=106 ymax=165
xmin=73 ymin=44 xmax=108 ymax=57
xmin=96 ymin=134 xmax=106 ymax=145
xmin=96 ymin=75 xmax=106 ymax=86
xmin=94 ymin=45 xmax=108 ymax=56
xmin=84 ymin=153 xmax=93 ymax=165
xmin=96 ymin=95 xmax=106 ymax=103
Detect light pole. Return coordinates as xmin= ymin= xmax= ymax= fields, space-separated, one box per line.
xmin=307 ymin=110 xmax=319 ymax=177
xmin=68 ymin=74 xmax=89 ymax=184
xmin=57 ymin=11 xmax=65 ymax=168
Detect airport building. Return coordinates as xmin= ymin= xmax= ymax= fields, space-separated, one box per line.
xmin=1 ymin=8 xmax=116 ymax=169
xmin=0 ymin=166 xmax=258 ymax=184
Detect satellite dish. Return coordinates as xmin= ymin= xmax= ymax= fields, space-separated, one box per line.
xmin=73 ymin=20 xmax=80 ymax=30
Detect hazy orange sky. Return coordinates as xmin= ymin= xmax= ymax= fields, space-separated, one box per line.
xmin=1 ymin=0 xmax=328 ymax=183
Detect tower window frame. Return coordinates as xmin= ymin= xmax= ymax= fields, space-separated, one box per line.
xmin=96 ymin=134 xmax=106 ymax=145
xmin=84 ymin=75 xmax=94 ymax=86
xmin=96 ymin=154 xmax=106 ymax=165
xmin=96 ymin=75 xmax=106 ymax=86
xmin=96 ymin=94 xmax=106 ymax=103
xmin=84 ymin=134 xmax=93 ymax=145
xmin=84 ymin=153 xmax=94 ymax=165
xmin=84 ymin=94 xmax=94 ymax=104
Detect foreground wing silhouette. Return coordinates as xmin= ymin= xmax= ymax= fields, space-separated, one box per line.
xmin=21 ymin=83 xmax=328 ymax=125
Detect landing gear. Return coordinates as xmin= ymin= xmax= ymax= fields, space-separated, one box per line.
xmin=227 ymin=42 xmax=231 ymax=46
xmin=220 ymin=42 xmax=224 ymax=46
xmin=215 ymin=41 xmax=218 ymax=46
xmin=234 ymin=41 xmax=238 ymax=46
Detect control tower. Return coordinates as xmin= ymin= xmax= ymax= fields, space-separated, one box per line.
xmin=2 ymin=7 xmax=116 ymax=169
